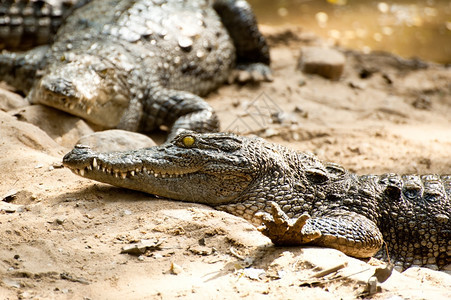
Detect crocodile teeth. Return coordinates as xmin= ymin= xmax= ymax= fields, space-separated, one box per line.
xmin=154 ymin=173 xmax=159 ymax=177
xmin=92 ymin=158 xmax=98 ymax=168
xmin=74 ymin=169 xmax=79 ymax=175
xmin=121 ymin=172 xmax=127 ymax=179
xmin=80 ymin=169 xmax=85 ymax=176
xmin=114 ymin=171 xmax=119 ymax=178
xmin=130 ymin=171 xmax=135 ymax=176
xmin=87 ymin=165 xmax=92 ymax=171
xmin=87 ymin=107 xmax=92 ymax=115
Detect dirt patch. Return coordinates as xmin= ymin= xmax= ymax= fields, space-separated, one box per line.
xmin=1 ymin=27 xmax=450 ymax=299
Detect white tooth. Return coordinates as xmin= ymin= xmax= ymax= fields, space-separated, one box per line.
xmin=114 ymin=171 xmax=118 ymax=178
xmin=80 ymin=169 xmax=85 ymax=176
xmin=135 ymin=168 xmax=140 ymax=173
xmin=87 ymin=165 xmax=92 ymax=171
xmin=162 ymin=174 xmax=166 ymax=178
xmin=121 ymin=172 xmax=126 ymax=179
xmin=102 ymin=167 xmax=106 ymax=172
xmin=169 ymin=174 xmax=173 ymax=178
xmin=143 ymin=167 xmax=147 ymax=172
xmin=92 ymin=158 xmax=98 ymax=168
xmin=87 ymin=107 xmax=92 ymax=114
xmin=69 ymin=103 xmax=75 ymax=110
xmin=96 ymin=165 xmax=100 ymax=170
xmin=154 ymin=173 xmax=159 ymax=177
xmin=74 ymin=169 xmax=79 ymax=175
xmin=130 ymin=171 xmax=135 ymax=176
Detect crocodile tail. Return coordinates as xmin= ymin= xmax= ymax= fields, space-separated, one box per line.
xmin=0 ymin=0 xmax=90 ymax=50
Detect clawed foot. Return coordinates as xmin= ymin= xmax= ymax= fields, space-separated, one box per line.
xmin=229 ymin=63 xmax=273 ymax=83
xmin=256 ymin=202 xmax=321 ymax=246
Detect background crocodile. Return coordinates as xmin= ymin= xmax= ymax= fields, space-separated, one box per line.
xmin=63 ymin=131 xmax=451 ymax=271
xmin=0 ymin=0 xmax=91 ymax=50
xmin=0 ymin=0 xmax=271 ymax=139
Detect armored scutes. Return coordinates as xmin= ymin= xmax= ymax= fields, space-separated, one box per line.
xmin=0 ymin=0 xmax=89 ymax=50
xmin=0 ymin=0 xmax=271 ymax=139
xmin=63 ymin=131 xmax=451 ymax=271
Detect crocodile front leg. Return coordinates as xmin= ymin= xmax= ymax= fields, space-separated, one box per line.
xmin=259 ymin=202 xmax=384 ymax=258
xmin=213 ymin=0 xmax=272 ymax=82
xmin=138 ymin=88 xmax=220 ymax=140
xmin=0 ymin=45 xmax=48 ymax=93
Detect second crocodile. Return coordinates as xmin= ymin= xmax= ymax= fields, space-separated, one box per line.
xmin=63 ymin=131 xmax=451 ymax=271
xmin=0 ymin=0 xmax=271 ymax=139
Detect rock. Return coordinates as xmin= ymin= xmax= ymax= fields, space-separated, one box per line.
xmin=77 ymin=130 xmax=157 ymax=152
xmin=298 ymin=46 xmax=346 ymax=81
xmin=0 ymin=202 xmax=24 ymax=213
xmin=0 ymin=87 xmax=29 ymax=112
xmin=10 ymin=104 xmax=94 ymax=148
xmin=0 ymin=109 xmax=65 ymax=200
xmin=170 ymin=262 xmax=183 ymax=275
xmin=188 ymin=245 xmax=213 ymax=256
xmin=241 ymin=268 xmax=266 ymax=281
xmin=120 ymin=239 xmax=163 ymax=256
xmin=1 ymin=190 xmax=34 ymax=205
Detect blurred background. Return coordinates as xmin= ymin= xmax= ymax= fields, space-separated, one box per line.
xmin=248 ymin=0 xmax=451 ymax=64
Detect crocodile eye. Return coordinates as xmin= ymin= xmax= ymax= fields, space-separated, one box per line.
xmin=182 ymin=136 xmax=195 ymax=147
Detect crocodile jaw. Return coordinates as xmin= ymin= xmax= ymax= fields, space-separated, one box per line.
xmin=29 ymin=57 xmax=130 ymax=128
xmin=62 ymin=144 xmax=251 ymax=205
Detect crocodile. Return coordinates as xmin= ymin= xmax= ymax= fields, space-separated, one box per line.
xmin=0 ymin=0 xmax=271 ymax=139
xmin=63 ymin=131 xmax=451 ymax=271
xmin=0 ymin=0 xmax=90 ymax=50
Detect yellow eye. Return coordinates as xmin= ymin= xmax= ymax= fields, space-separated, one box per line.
xmin=182 ymin=136 xmax=195 ymax=147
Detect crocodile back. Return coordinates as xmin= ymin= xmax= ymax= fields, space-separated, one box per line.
xmin=374 ymin=173 xmax=451 ymax=268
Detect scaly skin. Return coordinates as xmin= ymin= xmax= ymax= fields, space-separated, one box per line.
xmin=0 ymin=0 xmax=89 ymax=50
xmin=0 ymin=0 xmax=271 ymax=139
xmin=63 ymin=131 xmax=451 ymax=271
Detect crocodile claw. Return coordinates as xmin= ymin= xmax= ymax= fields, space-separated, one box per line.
xmin=229 ymin=63 xmax=273 ymax=83
xmin=257 ymin=201 xmax=321 ymax=246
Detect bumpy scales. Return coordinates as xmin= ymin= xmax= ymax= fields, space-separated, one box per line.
xmin=63 ymin=132 xmax=451 ymax=271
xmin=0 ymin=0 xmax=271 ymax=139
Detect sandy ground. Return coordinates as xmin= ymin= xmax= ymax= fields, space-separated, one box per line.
xmin=1 ymin=27 xmax=450 ymax=299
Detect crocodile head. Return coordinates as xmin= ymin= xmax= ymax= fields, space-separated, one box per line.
xmin=29 ymin=53 xmax=130 ymax=128
xmin=63 ymin=132 xmax=276 ymax=205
